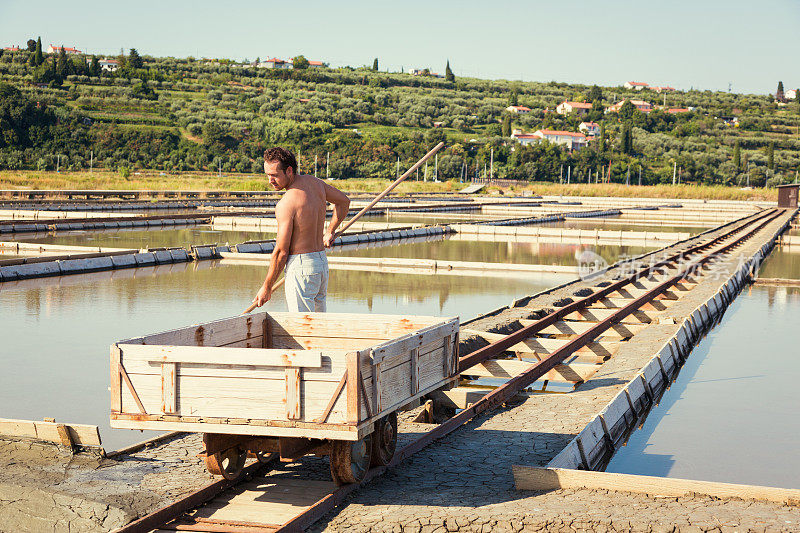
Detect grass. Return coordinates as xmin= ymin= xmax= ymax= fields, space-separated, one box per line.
xmin=0 ymin=170 xmax=779 ymax=201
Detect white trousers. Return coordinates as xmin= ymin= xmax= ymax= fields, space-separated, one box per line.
xmin=284 ymin=251 xmax=328 ymax=313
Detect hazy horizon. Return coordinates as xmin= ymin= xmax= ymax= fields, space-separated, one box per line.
xmin=1 ymin=0 xmax=798 ymax=95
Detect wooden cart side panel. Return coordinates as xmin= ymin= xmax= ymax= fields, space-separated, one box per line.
xmin=119 ymin=345 xmax=352 ymax=422
xmin=270 ymin=335 xmax=384 ymax=351
xmin=372 ymin=319 xmax=459 ymax=365
xmin=121 ymin=312 xmax=268 ymax=348
xmin=268 ymin=312 xmax=448 ymax=341
xmin=119 ymin=373 xmax=353 ymax=423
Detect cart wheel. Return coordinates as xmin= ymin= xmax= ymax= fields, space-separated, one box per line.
xmin=370 ymin=412 xmax=398 ymax=467
xmin=254 ymin=450 xmax=273 ymax=464
xmin=205 ymin=446 xmax=247 ymax=480
xmin=330 ymin=434 xmax=373 ymax=485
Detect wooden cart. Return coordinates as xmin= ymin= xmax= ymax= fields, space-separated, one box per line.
xmin=110 ymin=311 xmax=459 ymax=484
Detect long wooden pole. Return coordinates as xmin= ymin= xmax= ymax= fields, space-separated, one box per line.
xmin=242 ymin=141 xmax=445 ymax=314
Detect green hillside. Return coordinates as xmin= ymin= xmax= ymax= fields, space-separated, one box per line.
xmin=1 ymin=45 xmax=799 ymax=187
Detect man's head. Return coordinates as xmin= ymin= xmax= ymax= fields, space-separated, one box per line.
xmin=263 ymin=147 xmax=298 ymax=190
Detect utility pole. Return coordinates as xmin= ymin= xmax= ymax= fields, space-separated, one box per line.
xmin=56 ymin=155 xmax=60 ymax=173
xmin=90 ymin=150 xmax=93 ymax=173
xmin=567 ymin=165 xmax=571 ymax=184
xmin=626 ymin=163 xmax=630 ymax=186
xmin=326 ymin=152 xmax=330 ymax=179
xmin=672 ymin=161 xmax=677 ymax=185
xmin=638 ymin=165 xmax=642 ymax=186
xmin=396 ymin=158 xmax=400 ymax=178
xmin=559 ymin=165 xmax=563 ymax=183
xmin=314 ymin=155 xmax=318 ymax=177
xmin=434 ymin=153 xmax=438 ymax=181
xmin=424 ymin=160 xmax=428 ymax=182
xmin=489 ymin=148 xmax=493 ymax=181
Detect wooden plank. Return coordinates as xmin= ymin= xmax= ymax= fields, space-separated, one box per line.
xmin=0 ymin=418 xmax=101 ymax=447
xmin=346 ymin=351 xmax=360 ymax=424
xmin=122 ymin=354 xmax=346 ymax=383
xmin=411 ymin=348 xmax=420 ymax=394
xmin=110 ymin=345 xmax=122 ymax=413
xmin=110 ymin=415 xmax=360 ymax=440
xmin=430 ymin=388 xmax=490 ymax=409
xmin=285 ymin=368 xmax=301 ymax=420
xmin=589 ymin=297 xmax=674 ymax=312
xmin=120 ymin=344 xmax=323 ymax=368
xmin=161 ymin=362 xmax=177 ymax=414
xmin=270 ymin=334 xmax=380 ymax=351
xmin=124 ymin=312 xmax=268 ymax=348
xmin=461 ymin=359 xmax=599 ymax=383
xmin=513 ymin=466 xmax=800 ymax=506
xmin=518 ymin=319 xmax=646 ymax=339
xmin=268 ymin=312 xmax=446 ymax=341
xmin=563 ymin=308 xmax=658 ymax=323
xmin=372 ymin=361 xmax=383 ymax=413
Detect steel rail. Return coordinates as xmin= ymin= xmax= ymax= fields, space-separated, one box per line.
xmin=121 ymin=209 xmax=782 ymax=533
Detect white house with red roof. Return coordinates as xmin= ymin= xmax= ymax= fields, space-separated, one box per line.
xmin=556 ymin=101 xmax=593 ymax=116
xmin=608 ymin=99 xmax=653 ymax=113
xmin=506 ymin=105 xmax=531 ymax=114
xmin=512 ymin=129 xmax=587 ymax=150
xmin=624 ymin=81 xmax=649 ymax=91
xmin=47 ymin=44 xmax=83 ymax=55
xmin=579 ymin=122 xmax=600 ymax=136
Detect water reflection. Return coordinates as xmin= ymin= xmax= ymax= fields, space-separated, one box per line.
xmin=6 ymin=226 xmax=275 ymax=250
xmin=605 ymin=286 xmax=800 ymax=489
xmin=332 ymin=235 xmax=655 ymax=267
xmin=758 ymin=244 xmax=800 ymax=279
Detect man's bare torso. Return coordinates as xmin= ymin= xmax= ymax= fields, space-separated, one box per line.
xmin=279 ymin=174 xmax=326 ymax=255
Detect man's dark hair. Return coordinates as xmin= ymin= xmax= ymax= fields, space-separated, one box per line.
xmin=263 ymin=147 xmax=297 ymax=174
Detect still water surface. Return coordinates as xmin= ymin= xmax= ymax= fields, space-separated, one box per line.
xmin=0 ymin=261 xmax=567 ymax=451
xmin=605 ymin=285 xmax=800 ymax=489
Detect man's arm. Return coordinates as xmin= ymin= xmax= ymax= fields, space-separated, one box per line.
xmin=253 ymin=200 xmax=293 ymax=307
xmin=322 ymin=181 xmax=350 ymax=247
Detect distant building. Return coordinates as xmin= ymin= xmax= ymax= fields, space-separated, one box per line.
xmin=510 ymin=132 xmax=541 ymax=146
xmin=579 ymin=121 xmax=600 ymax=136
xmin=506 ymin=105 xmax=531 ymax=114
xmin=3 ymin=45 xmax=20 ymax=52
xmin=786 ymin=89 xmax=798 ymax=100
xmin=307 ymin=60 xmax=326 ymax=69
xmin=608 ymin=99 xmax=653 ymax=113
xmin=47 ymin=44 xmax=83 ymax=55
xmin=258 ymin=57 xmax=292 ymax=69
xmin=533 ymin=129 xmax=588 ymax=150
xmin=97 ymin=59 xmax=119 ymax=72
xmin=650 ymin=86 xmax=676 ymax=93
xmin=666 ymin=108 xmax=691 ymax=114
xmin=556 ymin=101 xmax=593 ymax=116
xmin=624 ymin=81 xmax=649 ymax=91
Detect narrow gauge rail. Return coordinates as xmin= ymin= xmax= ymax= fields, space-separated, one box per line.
xmin=116 ymin=208 xmax=783 ymax=533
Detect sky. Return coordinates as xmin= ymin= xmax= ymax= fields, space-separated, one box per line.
xmin=1 ymin=0 xmax=798 ymax=95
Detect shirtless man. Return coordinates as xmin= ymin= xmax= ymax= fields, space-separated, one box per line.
xmin=252 ymin=147 xmax=350 ymax=312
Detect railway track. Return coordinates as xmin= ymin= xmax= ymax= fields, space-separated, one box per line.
xmin=115 ymin=208 xmax=785 ymax=533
